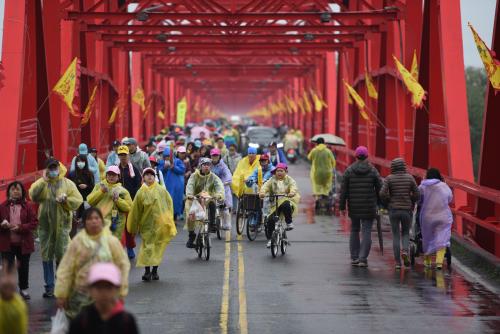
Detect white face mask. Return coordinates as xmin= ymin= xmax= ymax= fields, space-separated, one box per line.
xmin=77 ymin=162 xmax=86 ymax=169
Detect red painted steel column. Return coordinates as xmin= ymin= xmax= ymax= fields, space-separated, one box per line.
xmin=130 ymin=52 xmax=143 ymax=140
xmin=476 ymin=1 xmax=500 ymax=256
xmin=325 ymin=51 xmax=337 ymax=134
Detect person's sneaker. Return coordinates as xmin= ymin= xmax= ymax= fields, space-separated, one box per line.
xmin=351 ymin=259 xmax=360 ymax=266
xmin=285 ymin=223 xmax=294 ymax=231
xmin=20 ymin=290 xmax=30 ymax=300
xmin=127 ymin=248 xmax=135 ymax=260
xmin=401 ymin=253 xmax=410 ymax=267
xmin=186 ymin=233 xmax=196 ymax=248
xmin=266 ymin=240 xmax=272 ymax=248
xmin=42 ymin=291 xmax=54 ymax=298
xmin=142 ymin=272 xmax=152 ymax=282
xmin=395 ymin=264 xmax=401 ymax=270
xmin=151 ymin=272 xmax=159 ymax=281
xmin=357 ymin=261 xmax=368 ymax=267
xmin=436 ymin=265 xmax=443 ymax=270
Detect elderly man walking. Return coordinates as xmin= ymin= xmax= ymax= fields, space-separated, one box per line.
xmin=339 ymin=146 xmax=382 ymax=267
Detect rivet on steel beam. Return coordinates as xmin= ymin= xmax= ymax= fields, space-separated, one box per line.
xmin=320 ymin=12 xmax=331 ymax=23
xmin=304 ymin=33 xmax=315 ymax=41
xmin=156 ymin=33 xmax=167 ymax=42
xmin=185 ymin=63 xmax=193 ymax=69
xmin=136 ymin=12 xmax=149 ymax=22
xmin=167 ymin=46 xmax=176 ymax=52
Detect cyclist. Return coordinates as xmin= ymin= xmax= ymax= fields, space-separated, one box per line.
xmin=210 ymin=149 xmax=233 ymax=230
xmin=184 ymin=158 xmax=225 ymax=248
xmin=231 ymin=147 xmax=260 ymax=198
xmin=259 ymin=163 xmax=300 ymax=248
xmin=245 ymin=153 xmax=274 ymax=229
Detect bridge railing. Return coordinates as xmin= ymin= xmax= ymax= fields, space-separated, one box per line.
xmin=335 ymin=146 xmax=500 ymax=258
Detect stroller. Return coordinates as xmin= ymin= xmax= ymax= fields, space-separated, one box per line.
xmin=409 ymin=205 xmax=452 ymax=267
xmin=314 ymin=169 xmax=337 ymax=216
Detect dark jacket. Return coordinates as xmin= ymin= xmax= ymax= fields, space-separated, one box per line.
xmin=0 ymin=200 xmax=38 ymax=254
xmin=118 ymin=164 xmax=142 ymax=199
xmin=70 ymin=169 xmax=95 ymax=200
xmin=339 ymin=159 xmax=382 ymax=219
xmin=379 ymin=158 xmax=420 ymax=211
xmin=69 ymin=303 xmax=139 ymax=334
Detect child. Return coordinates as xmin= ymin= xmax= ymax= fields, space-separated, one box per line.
xmin=0 ymin=267 xmax=28 ymax=334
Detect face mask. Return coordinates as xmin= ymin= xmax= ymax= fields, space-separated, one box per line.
xmin=77 ymin=162 xmax=86 ymax=169
xmin=48 ymin=170 xmax=59 ymax=178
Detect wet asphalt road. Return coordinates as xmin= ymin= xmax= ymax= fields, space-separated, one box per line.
xmin=26 ymin=162 xmax=500 ymax=334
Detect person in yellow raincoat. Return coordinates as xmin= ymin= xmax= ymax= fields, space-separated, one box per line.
xmin=184 ymin=158 xmax=225 ymax=248
xmin=307 ymin=137 xmax=336 ymax=198
xmin=127 ymin=167 xmax=177 ymax=282
xmin=29 ymin=158 xmax=83 ymax=298
xmin=231 ymin=147 xmax=261 ymax=197
xmin=259 ymin=163 xmax=300 ymax=248
xmin=87 ymin=165 xmax=133 ymax=239
xmin=0 ymin=268 xmax=28 ymax=334
xmin=55 ymin=207 xmax=130 ymax=319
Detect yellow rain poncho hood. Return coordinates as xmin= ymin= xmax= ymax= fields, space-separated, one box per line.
xmin=0 ymin=294 xmax=28 ymax=334
xmin=87 ymin=180 xmax=133 ymax=238
xmin=231 ymin=155 xmax=261 ymax=196
xmin=127 ymin=182 xmax=177 ymax=267
xmin=55 ymin=228 xmax=130 ymax=318
xmin=308 ymin=144 xmax=336 ymax=196
xmin=29 ymin=163 xmax=83 ymax=261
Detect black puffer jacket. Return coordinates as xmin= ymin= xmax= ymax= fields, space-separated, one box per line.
xmin=339 ymin=159 xmax=382 ymax=219
xmin=379 ymin=158 xmax=419 ymax=211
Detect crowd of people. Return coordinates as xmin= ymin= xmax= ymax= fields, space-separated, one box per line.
xmin=0 ymin=120 xmax=454 ymax=333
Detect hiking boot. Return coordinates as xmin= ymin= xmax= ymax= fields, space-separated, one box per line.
xmin=151 ymin=273 xmax=159 ymax=280
xmin=142 ymin=272 xmax=152 ymax=282
xmin=186 ymin=232 xmax=196 ymax=248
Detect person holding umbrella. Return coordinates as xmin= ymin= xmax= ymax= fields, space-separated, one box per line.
xmin=339 ymin=146 xmax=382 ymax=267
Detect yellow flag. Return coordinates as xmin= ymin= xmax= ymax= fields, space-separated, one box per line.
xmin=157 ymin=110 xmax=165 ymax=120
xmin=53 ymin=57 xmax=80 ymax=117
xmin=81 ymin=84 xmax=98 ymax=126
xmin=143 ymin=99 xmax=152 ymax=118
xmin=297 ymin=98 xmax=305 ymax=114
xmin=469 ymin=23 xmax=500 ymax=90
xmin=410 ymin=50 xmax=419 ymax=81
xmin=108 ymin=103 xmax=119 ymax=125
xmin=365 ymin=71 xmax=378 ymax=99
xmin=309 ymin=89 xmax=323 ymax=112
xmin=177 ymin=97 xmax=187 ymax=126
xmin=132 ymin=87 xmax=146 ymax=111
xmin=303 ymin=91 xmax=312 ymax=113
xmin=393 ymin=56 xmax=427 ymax=108
xmin=343 ymin=79 xmax=370 ymax=122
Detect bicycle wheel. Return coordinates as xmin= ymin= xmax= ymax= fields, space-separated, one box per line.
xmin=236 ymin=208 xmax=246 ymax=235
xmin=216 ymin=217 xmax=222 ymax=240
xmin=197 ymin=233 xmax=203 ymax=258
xmin=271 ymin=231 xmax=279 ymax=258
xmin=246 ymin=213 xmax=258 ymax=241
xmin=203 ymin=234 xmax=211 ymax=261
xmin=280 ymin=230 xmax=287 ymax=255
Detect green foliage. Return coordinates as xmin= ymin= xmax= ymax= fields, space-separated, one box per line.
xmin=465 ymin=66 xmax=487 ymax=178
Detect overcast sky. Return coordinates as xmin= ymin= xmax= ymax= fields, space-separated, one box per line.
xmin=0 ymin=1 xmax=496 ymax=67
xmin=461 ymin=0 xmax=496 ymax=67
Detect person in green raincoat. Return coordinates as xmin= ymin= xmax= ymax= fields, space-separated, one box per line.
xmin=55 ymin=207 xmax=130 ymax=319
xmin=87 ymin=165 xmax=133 ymax=239
xmin=29 ymin=158 xmax=83 ymax=298
xmin=184 ymin=158 xmax=225 ymax=248
xmin=307 ymin=137 xmax=336 ymax=198
xmin=127 ymin=167 xmax=177 ymax=282
xmin=259 ymin=163 xmax=300 ymax=248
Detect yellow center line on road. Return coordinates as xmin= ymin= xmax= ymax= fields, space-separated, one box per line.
xmin=237 ymin=234 xmax=248 ymax=334
xmin=220 ymin=230 xmax=231 ymax=334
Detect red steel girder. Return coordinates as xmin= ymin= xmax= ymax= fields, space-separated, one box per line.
xmin=66 ymin=10 xmax=399 ymax=22
xmin=84 ymin=24 xmax=380 ymax=33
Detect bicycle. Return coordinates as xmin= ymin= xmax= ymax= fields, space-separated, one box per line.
xmin=266 ymin=194 xmax=291 ymax=258
xmin=190 ymin=194 xmax=218 ymax=261
xmin=236 ymin=193 xmax=267 ymax=241
xmin=215 ymin=200 xmax=225 ymax=240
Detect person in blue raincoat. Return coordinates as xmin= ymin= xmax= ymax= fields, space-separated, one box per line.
xmin=159 ymin=147 xmax=186 ymax=220
xmin=245 ymin=153 xmax=274 ymax=228
xmin=210 ymin=148 xmax=232 ymax=230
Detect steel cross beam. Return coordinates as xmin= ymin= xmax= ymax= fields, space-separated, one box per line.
xmin=84 ymin=24 xmax=381 ymax=33
xmin=66 ymin=10 xmax=399 ymax=22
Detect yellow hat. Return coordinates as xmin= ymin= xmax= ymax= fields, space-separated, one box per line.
xmin=117 ymin=145 xmax=129 ymax=155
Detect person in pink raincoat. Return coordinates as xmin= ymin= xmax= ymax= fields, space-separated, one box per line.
xmin=418 ymin=168 xmax=453 ymax=270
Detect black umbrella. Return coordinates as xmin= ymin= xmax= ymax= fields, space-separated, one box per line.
xmin=376 ymin=214 xmax=384 ymax=254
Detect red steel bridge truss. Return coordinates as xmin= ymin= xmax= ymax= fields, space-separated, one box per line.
xmin=0 ymin=0 xmax=499 ymax=257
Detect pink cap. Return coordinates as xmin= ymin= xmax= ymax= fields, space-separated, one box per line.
xmin=142 ymin=167 xmax=156 ymax=176
xmin=210 ymin=148 xmax=221 ymax=156
xmin=87 ymin=262 xmax=121 ymax=286
xmin=157 ymin=142 xmax=168 ymax=152
xmin=272 ymin=162 xmax=288 ymax=174
xmin=177 ymin=146 xmax=186 ymax=153
xmin=355 ymin=146 xmax=369 ymax=158
xmin=106 ymin=165 xmax=120 ymax=175
xmin=149 ymin=156 xmax=157 ymax=163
